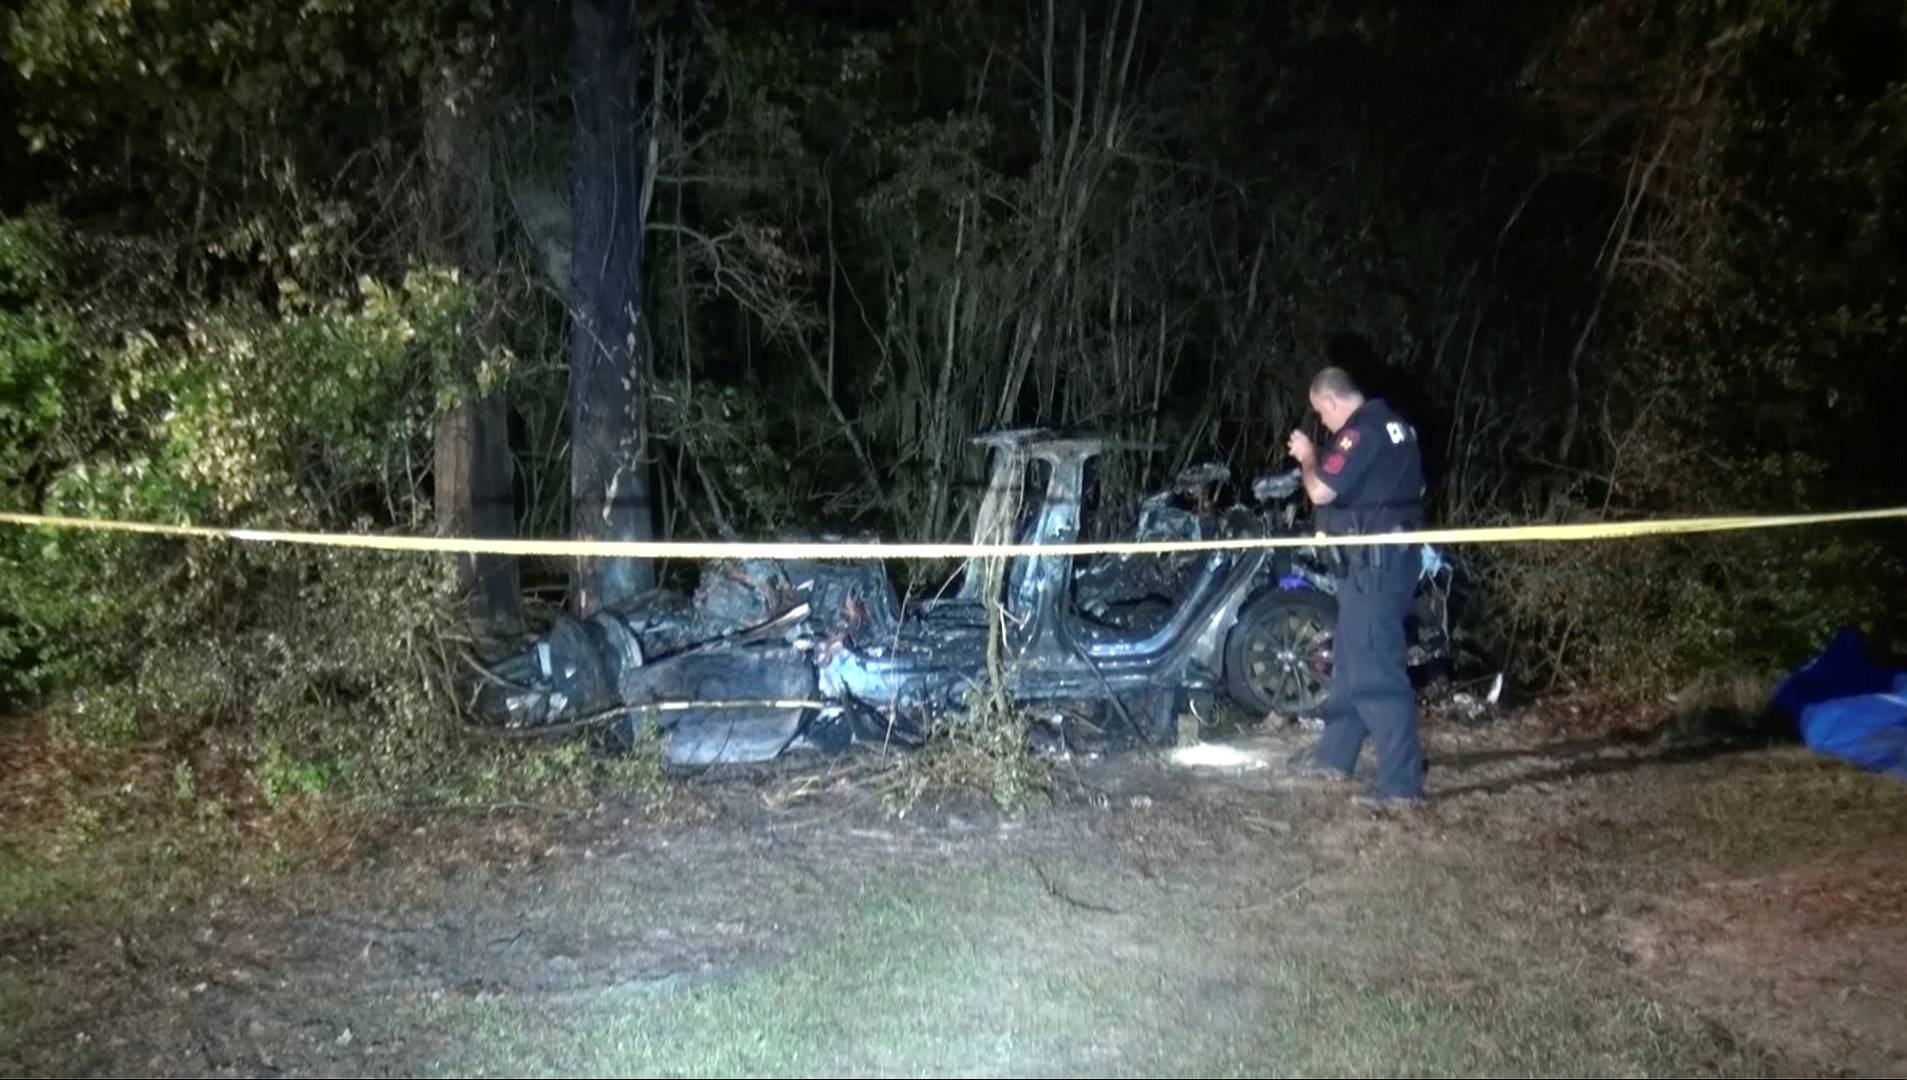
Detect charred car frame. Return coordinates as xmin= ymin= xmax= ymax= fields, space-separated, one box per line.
xmin=472 ymin=430 xmax=1456 ymax=765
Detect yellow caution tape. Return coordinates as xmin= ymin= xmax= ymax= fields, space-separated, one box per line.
xmin=1 ymin=505 xmax=1904 ymax=560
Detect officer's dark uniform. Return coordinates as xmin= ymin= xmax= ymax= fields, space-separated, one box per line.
xmin=1311 ymin=397 xmax=1427 ymax=800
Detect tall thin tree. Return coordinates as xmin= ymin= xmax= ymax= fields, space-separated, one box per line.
xmin=567 ymin=0 xmax=656 ymax=615
xmin=426 ymin=62 xmax=524 ymax=638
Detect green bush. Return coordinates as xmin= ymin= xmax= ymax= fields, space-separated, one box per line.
xmin=1480 ymin=526 xmax=1899 ymax=696
xmin=0 ymin=204 xmax=686 ymax=826
xmin=0 ymin=214 xmax=102 ymax=704
xmin=0 ymin=222 xmax=591 ymax=810
xmin=0 ymin=245 xmax=477 ymax=699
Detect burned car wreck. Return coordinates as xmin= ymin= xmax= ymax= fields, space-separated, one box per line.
xmin=471 ymin=430 xmax=1456 ymax=766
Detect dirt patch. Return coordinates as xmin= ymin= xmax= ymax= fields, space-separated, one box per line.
xmin=1623 ymin=850 xmax=1907 ymax=1076
xmin=4 ymin=713 xmax=1905 ymax=1076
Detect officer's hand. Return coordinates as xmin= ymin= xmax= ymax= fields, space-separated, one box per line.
xmin=1287 ymin=429 xmax=1316 ymax=467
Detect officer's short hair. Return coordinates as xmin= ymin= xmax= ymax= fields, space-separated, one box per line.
xmin=1309 ymin=366 xmax=1361 ymax=401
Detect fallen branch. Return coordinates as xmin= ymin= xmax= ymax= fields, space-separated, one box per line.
xmin=1028 ymin=858 xmax=1125 ymax=915
xmin=463 ymin=696 xmax=829 ymax=740
xmin=1224 ymin=871 xmax=1322 ymax=914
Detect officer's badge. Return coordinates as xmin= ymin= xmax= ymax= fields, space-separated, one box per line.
xmin=1338 ymin=434 xmax=1355 ymax=451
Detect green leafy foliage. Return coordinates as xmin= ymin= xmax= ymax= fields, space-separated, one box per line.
xmin=0 ymin=214 xmax=105 ymax=701
xmin=0 ymin=235 xmax=483 ymax=706
xmin=0 ymin=214 xmax=73 ymax=479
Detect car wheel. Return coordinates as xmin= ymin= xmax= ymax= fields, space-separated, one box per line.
xmin=1223 ymin=588 xmax=1337 ymax=718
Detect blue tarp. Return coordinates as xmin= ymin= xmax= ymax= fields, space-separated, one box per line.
xmin=1769 ymin=627 xmax=1907 ymax=781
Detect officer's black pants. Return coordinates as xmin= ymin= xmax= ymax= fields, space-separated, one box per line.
xmin=1315 ymin=543 xmax=1423 ymax=799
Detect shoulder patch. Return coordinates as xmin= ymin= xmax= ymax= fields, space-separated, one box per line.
xmin=1323 ymin=451 xmax=1346 ymax=475
xmin=1386 ymin=420 xmax=1407 ymax=444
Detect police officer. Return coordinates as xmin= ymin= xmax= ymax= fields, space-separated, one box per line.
xmin=1283 ymin=365 xmax=1427 ymax=806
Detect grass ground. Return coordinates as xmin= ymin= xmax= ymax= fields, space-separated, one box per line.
xmin=3 ymin=706 xmax=1905 ymax=1077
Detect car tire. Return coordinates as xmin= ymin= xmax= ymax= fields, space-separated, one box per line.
xmin=1223 ymin=588 xmax=1337 ymax=719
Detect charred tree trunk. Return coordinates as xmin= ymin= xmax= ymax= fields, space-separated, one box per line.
xmin=567 ymin=0 xmax=655 ymax=616
xmin=425 ymin=65 xmax=523 ymax=639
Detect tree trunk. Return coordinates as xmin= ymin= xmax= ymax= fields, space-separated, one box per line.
xmin=567 ymin=0 xmax=656 ymax=617
xmin=425 ymin=64 xmax=523 ymax=639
